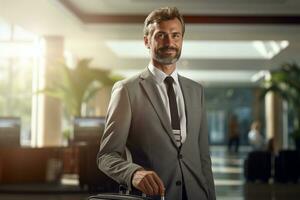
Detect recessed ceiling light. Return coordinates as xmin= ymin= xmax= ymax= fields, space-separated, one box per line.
xmin=105 ymin=40 xmax=289 ymax=60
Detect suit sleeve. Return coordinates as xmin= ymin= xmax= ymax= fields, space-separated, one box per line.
xmin=199 ymin=87 xmax=216 ymax=200
xmin=97 ymin=81 xmax=142 ymax=190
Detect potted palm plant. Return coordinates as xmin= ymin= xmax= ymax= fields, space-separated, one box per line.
xmin=39 ymin=58 xmax=122 ymax=142
xmin=41 ymin=58 xmax=121 ymax=116
xmin=260 ymin=62 xmax=300 ymax=150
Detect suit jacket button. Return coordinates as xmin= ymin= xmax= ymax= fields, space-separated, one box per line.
xmin=176 ymin=181 xmax=182 ymax=186
xmin=178 ymin=154 xmax=183 ymax=159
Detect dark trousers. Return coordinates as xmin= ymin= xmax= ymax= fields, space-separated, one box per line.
xmin=228 ymin=136 xmax=240 ymax=152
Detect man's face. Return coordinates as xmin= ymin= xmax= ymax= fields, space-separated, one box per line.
xmin=144 ymin=18 xmax=183 ymax=65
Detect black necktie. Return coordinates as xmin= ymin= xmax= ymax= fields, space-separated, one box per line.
xmin=164 ymin=76 xmax=181 ymax=131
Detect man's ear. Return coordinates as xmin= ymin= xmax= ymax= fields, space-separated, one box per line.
xmin=144 ymin=36 xmax=150 ymax=49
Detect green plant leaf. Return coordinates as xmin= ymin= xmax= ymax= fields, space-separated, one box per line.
xmin=36 ymin=58 xmax=122 ymax=117
xmin=260 ymin=62 xmax=300 ymax=130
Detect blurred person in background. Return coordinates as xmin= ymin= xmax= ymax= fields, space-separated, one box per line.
xmin=248 ymin=121 xmax=265 ymax=151
xmin=228 ymin=114 xmax=240 ymax=153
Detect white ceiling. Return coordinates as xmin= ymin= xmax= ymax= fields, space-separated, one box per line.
xmin=70 ymin=0 xmax=300 ymax=15
xmin=0 ymin=0 xmax=300 ymax=85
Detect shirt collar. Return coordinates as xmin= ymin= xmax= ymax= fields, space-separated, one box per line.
xmin=148 ymin=63 xmax=179 ymax=85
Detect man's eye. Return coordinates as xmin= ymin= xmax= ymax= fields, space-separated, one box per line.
xmin=157 ymin=33 xmax=165 ymax=39
xmin=172 ymin=33 xmax=181 ymax=39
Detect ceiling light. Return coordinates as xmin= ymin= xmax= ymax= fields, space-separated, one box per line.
xmin=105 ymin=40 xmax=289 ymax=60
xmin=251 ymin=70 xmax=270 ymax=82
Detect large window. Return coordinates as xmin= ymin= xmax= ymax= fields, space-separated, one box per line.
xmin=0 ymin=18 xmax=38 ymax=145
xmin=205 ymin=86 xmax=264 ymax=145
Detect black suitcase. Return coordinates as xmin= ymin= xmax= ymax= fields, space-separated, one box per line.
xmin=274 ymin=150 xmax=300 ymax=183
xmin=244 ymin=150 xmax=272 ymax=182
xmin=88 ymin=185 xmax=163 ymax=200
xmin=88 ymin=193 xmax=152 ymax=200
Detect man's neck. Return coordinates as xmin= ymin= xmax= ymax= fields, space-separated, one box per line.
xmin=152 ymin=60 xmax=176 ymax=75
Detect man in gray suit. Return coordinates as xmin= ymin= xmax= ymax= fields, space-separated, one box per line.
xmin=97 ymin=7 xmax=215 ymax=200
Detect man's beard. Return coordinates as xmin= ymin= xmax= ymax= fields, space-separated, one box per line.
xmin=153 ymin=46 xmax=181 ymax=65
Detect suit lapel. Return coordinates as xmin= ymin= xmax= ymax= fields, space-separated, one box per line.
xmin=178 ymin=75 xmax=193 ymax=148
xmin=139 ymin=69 xmax=178 ymax=147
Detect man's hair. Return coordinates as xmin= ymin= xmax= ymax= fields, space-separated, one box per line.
xmin=143 ymin=7 xmax=185 ymax=37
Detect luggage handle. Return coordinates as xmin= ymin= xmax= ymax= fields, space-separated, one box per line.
xmin=142 ymin=193 xmax=165 ymax=200
xmin=119 ymin=184 xmax=165 ymax=200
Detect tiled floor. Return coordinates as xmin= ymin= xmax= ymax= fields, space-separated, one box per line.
xmin=212 ymin=145 xmax=300 ymax=200
xmin=212 ymin=145 xmax=248 ymax=200
xmin=0 ymin=146 xmax=299 ymax=200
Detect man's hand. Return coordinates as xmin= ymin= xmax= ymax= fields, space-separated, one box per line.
xmin=132 ymin=169 xmax=165 ymax=196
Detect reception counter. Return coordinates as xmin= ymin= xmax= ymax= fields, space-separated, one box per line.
xmin=0 ymin=147 xmax=63 ymax=184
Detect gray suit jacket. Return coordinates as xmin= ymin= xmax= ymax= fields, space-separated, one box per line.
xmin=97 ymin=68 xmax=216 ymax=200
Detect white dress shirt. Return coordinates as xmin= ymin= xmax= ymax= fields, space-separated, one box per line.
xmin=148 ymin=63 xmax=187 ymax=144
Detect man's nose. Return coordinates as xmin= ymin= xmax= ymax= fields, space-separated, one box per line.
xmin=163 ymin=34 xmax=172 ymax=45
